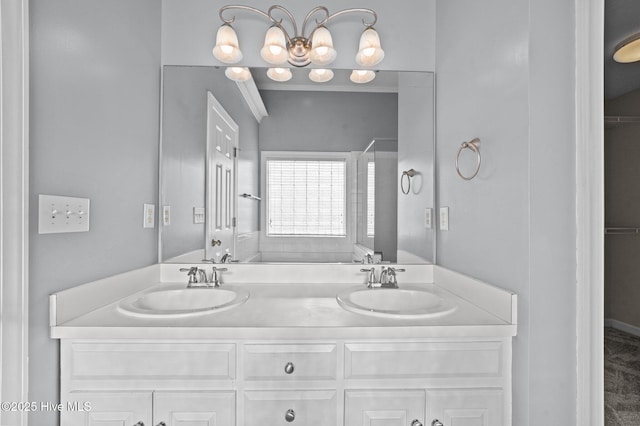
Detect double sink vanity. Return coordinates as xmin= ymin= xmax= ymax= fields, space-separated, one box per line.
xmin=49 ymin=65 xmax=516 ymax=426
xmin=50 ymin=263 xmax=517 ymax=426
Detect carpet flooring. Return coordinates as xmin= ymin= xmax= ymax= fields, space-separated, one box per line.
xmin=605 ymin=327 xmax=640 ymax=425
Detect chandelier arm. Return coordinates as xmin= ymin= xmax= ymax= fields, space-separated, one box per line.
xmin=268 ymin=5 xmax=298 ymax=39
xmin=219 ymin=5 xmax=271 ymax=24
xmin=320 ymin=8 xmax=377 ymax=28
xmin=301 ymin=6 xmax=330 ymax=38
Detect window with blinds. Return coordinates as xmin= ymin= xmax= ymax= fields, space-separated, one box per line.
xmin=266 ymin=158 xmax=346 ymax=236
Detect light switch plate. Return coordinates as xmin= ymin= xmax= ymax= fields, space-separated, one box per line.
xmin=439 ymin=207 xmax=449 ymax=231
xmin=38 ymin=194 xmax=90 ymax=234
xmin=162 ymin=205 xmax=171 ymax=226
xmin=425 ymin=208 xmax=433 ymax=229
xmin=143 ymin=204 xmax=155 ymax=228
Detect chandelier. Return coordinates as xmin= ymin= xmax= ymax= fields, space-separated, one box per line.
xmin=212 ymin=5 xmax=384 ymax=84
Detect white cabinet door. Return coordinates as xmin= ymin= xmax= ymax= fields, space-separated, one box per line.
xmin=426 ymin=389 xmax=504 ymax=426
xmin=153 ymin=391 xmax=235 ymax=426
xmin=344 ymin=390 xmax=425 ymax=426
xmin=63 ymin=391 xmax=151 ymax=426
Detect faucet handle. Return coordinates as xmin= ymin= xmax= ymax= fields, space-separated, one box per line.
xmin=210 ymin=266 xmax=228 ymax=287
xmin=179 ymin=267 xmax=199 ymax=285
xmin=386 ymin=267 xmax=405 ymax=288
xmin=360 ymin=268 xmax=377 ymax=287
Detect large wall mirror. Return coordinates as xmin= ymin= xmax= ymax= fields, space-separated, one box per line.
xmin=160 ymin=66 xmax=434 ymax=264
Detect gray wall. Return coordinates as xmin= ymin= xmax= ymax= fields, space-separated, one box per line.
xmin=259 ymin=90 xmax=398 ymax=152
xmin=604 ymin=89 xmax=640 ymax=329
xmin=436 ymin=0 xmax=576 ymax=425
xmin=27 ymin=1 xmax=581 ymax=425
xmin=161 ymin=66 xmax=260 ymax=260
xmin=29 ymin=1 xmax=161 ymax=424
xmin=397 ymin=73 xmax=435 ymax=263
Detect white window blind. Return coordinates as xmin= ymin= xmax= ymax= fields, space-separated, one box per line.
xmin=267 ymin=158 xmax=346 ymax=236
xmin=367 ymin=161 xmax=375 ymax=237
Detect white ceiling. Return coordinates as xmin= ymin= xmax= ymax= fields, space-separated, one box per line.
xmin=605 ymin=0 xmax=640 ymax=99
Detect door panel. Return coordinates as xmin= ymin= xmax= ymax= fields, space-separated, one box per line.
xmin=63 ymin=391 xmax=151 ymax=426
xmin=153 ymin=391 xmax=235 ymax=426
xmin=426 ymin=389 xmax=504 ymax=426
xmin=206 ymin=92 xmax=238 ymax=261
xmin=344 ymin=390 xmax=425 ymax=426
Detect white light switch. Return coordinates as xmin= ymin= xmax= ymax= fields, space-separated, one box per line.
xmin=162 ymin=205 xmax=171 ymax=226
xmin=143 ymin=204 xmax=155 ymax=228
xmin=439 ymin=207 xmax=449 ymax=231
xmin=425 ymin=208 xmax=433 ymax=229
xmin=38 ymin=194 xmax=90 ymax=234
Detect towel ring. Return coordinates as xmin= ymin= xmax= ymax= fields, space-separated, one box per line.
xmin=401 ymin=169 xmax=415 ymax=195
xmin=455 ymin=138 xmax=481 ymax=181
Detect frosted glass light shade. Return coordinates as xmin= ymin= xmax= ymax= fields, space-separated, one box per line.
xmin=614 ymin=34 xmax=640 ymax=63
xmin=225 ymin=67 xmax=252 ymax=82
xmin=350 ymin=69 xmax=375 ymax=84
xmin=355 ymin=27 xmax=384 ymax=67
xmin=212 ymin=24 xmax=243 ymax=64
xmin=309 ymin=26 xmax=337 ymax=66
xmin=260 ymin=26 xmax=289 ymax=65
xmin=267 ymin=67 xmax=292 ymax=82
xmin=309 ymin=68 xmax=334 ymax=83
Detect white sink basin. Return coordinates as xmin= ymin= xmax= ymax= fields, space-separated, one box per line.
xmin=336 ymin=286 xmax=457 ymax=319
xmin=118 ymin=287 xmax=249 ymax=318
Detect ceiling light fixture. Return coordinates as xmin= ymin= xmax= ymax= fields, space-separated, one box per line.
xmin=212 ymin=5 xmax=383 ymax=68
xmin=614 ymin=33 xmax=640 ymax=63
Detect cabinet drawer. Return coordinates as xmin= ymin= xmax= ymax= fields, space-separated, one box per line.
xmin=243 ymin=344 xmax=337 ymax=380
xmin=345 ymin=342 xmax=503 ymax=379
xmin=69 ymin=342 xmax=236 ymax=381
xmin=244 ymin=390 xmax=337 ymax=426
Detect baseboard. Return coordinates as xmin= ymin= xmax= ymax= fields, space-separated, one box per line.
xmin=604 ymin=318 xmax=640 ymax=338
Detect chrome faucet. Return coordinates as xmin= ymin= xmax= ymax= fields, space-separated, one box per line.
xmin=366 ymin=266 xmax=405 ymax=288
xmin=179 ymin=266 xmax=210 ymax=287
xmin=365 ymin=253 xmax=373 ymax=264
xmin=220 ymin=252 xmax=233 ymax=263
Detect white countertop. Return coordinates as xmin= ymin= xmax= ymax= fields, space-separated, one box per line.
xmin=49 ymin=264 xmax=517 ymax=340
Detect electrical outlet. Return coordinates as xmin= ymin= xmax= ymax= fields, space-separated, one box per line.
xmin=439 ymin=207 xmax=449 ymax=231
xmin=143 ymin=204 xmax=155 ymax=228
xmin=162 ymin=205 xmax=171 ymax=226
xmin=193 ymin=207 xmax=205 ymax=224
xmin=425 ymin=208 xmax=433 ymax=229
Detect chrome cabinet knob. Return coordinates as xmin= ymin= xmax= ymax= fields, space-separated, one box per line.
xmin=211 ymin=238 xmax=222 ymax=246
xmin=285 ymin=409 xmax=296 ymax=422
xmin=284 ymin=362 xmax=295 ymax=374
xmin=411 ymin=420 xmax=423 ymax=426
xmin=431 ymin=420 xmax=443 ymax=426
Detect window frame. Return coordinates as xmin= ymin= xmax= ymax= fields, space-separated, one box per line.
xmin=261 ymin=151 xmax=351 ymax=239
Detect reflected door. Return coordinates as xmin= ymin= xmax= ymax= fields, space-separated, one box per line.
xmin=206 ymin=91 xmax=238 ymax=261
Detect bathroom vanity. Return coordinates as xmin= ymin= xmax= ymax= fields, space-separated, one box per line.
xmin=50 ymin=264 xmax=516 ymax=426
